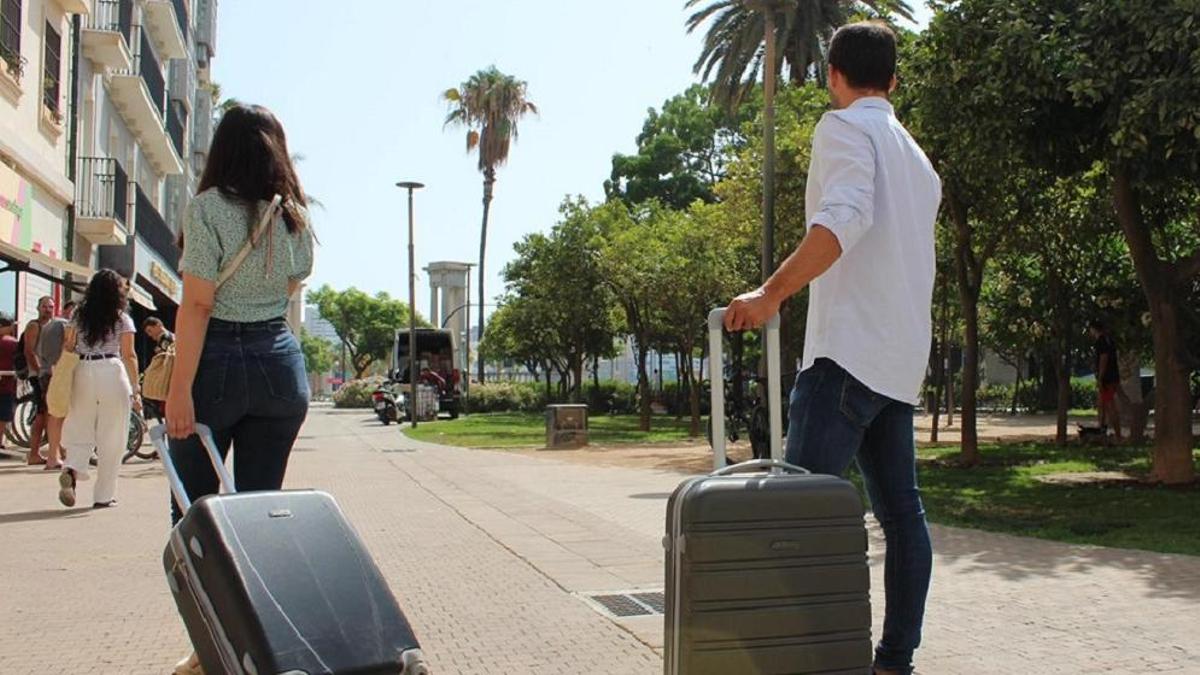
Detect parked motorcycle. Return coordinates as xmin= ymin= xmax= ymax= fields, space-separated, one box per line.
xmin=372 ymin=380 xmax=400 ymax=425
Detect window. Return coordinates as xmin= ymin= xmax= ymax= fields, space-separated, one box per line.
xmin=0 ymin=0 xmax=21 ymax=78
xmin=42 ymin=20 xmax=60 ymax=117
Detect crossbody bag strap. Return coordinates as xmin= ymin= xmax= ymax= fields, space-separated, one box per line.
xmin=215 ymin=194 xmax=283 ymax=290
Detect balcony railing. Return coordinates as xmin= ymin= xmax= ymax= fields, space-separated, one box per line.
xmin=77 ymin=157 xmax=130 ymax=226
xmin=1 ymin=0 xmax=24 ymax=78
xmin=167 ymin=101 xmax=187 ymax=159
xmin=171 ymin=0 xmax=188 ymax=43
xmin=85 ymin=0 xmax=133 ymax=49
xmin=134 ymin=26 xmax=165 ymax=119
xmin=135 ymin=185 xmax=180 ymax=270
xmin=195 ymin=0 xmax=215 ymax=66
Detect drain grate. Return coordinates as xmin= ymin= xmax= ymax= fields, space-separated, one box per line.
xmin=585 ymin=591 xmax=665 ymax=618
xmin=631 ymin=591 xmax=665 ymax=613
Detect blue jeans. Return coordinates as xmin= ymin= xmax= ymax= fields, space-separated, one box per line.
xmin=785 ymin=358 xmax=932 ymax=675
xmin=169 ymin=318 xmax=309 ymax=523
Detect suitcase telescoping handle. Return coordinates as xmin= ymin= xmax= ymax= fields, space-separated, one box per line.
xmin=707 ymin=307 xmax=784 ymax=473
xmin=151 ymin=423 xmax=236 ymax=513
xmin=712 ymin=458 xmax=810 ymax=476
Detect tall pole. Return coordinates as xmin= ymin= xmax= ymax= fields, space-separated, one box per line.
xmin=464 ymin=265 xmax=471 ymax=409
xmin=397 ymin=181 xmax=425 ymax=427
xmin=762 ymin=6 xmax=777 ymax=283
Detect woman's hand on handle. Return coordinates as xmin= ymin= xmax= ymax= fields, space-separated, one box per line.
xmin=166 ymin=389 xmax=195 ymax=439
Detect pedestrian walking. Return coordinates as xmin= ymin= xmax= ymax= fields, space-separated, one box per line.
xmin=723 ymin=23 xmax=941 ymax=675
xmin=162 ymin=104 xmax=313 ymax=675
xmin=56 ymin=270 xmax=140 ymax=509
xmin=1089 ymin=320 xmax=1122 ymax=441
xmin=41 ymin=300 xmax=77 ymax=469
xmin=22 ymin=296 xmax=56 ymax=467
xmin=141 ymin=317 xmax=175 ymax=424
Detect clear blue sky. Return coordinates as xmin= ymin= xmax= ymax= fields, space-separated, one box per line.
xmin=213 ymin=1 xmax=931 ymax=322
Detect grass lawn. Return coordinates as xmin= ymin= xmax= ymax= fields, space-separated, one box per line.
xmin=404 ymin=413 xmax=1199 ymax=556
xmin=898 ymin=443 xmax=1200 ymax=556
xmin=403 ymin=412 xmax=695 ymax=448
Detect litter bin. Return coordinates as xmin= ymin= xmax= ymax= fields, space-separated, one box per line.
xmin=545 ymin=404 xmax=588 ymax=449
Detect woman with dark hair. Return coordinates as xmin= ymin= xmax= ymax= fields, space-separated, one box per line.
xmin=166 ymin=104 xmax=314 ymax=674
xmin=57 ymin=269 xmax=139 ymax=509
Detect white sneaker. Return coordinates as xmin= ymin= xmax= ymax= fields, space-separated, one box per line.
xmin=173 ymin=652 xmax=204 ymax=675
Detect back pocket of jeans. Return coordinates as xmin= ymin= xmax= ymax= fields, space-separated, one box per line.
xmin=254 ymin=350 xmax=307 ymax=403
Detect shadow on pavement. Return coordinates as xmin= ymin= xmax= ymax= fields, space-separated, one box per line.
xmin=930 ymin=525 xmax=1200 ymax=601
xmin=0 ymin=508 xmax=90 ymax=525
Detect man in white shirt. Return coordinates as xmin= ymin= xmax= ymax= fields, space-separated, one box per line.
xmin=724 ymin=22 xmax=941 ymax=675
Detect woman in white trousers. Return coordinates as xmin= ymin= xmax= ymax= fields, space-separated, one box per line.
xmin=57 ymin=270 xmax=141 ymax=509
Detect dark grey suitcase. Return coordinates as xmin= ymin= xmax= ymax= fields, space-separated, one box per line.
xmin=663 ymin=309 xmax=872 ymax=675
xmin=154 ymin=425 xmax=429 ymax=675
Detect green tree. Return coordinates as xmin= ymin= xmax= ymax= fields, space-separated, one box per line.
xmin=921 ymin=0 xmax=1200 ymax=483
xmin=605 ymin=85 xmax=748 ymax=209
xmin=443 ymin=67 xmax=538 ymax=385
xmin=299 ymin=329 xmax=337 ymax=376
xmin=596 ymin=201 xmax=675 ymax=431
xmin=306 ymin=285 xmax=427 ymax=378
xmin=500 ymin=198 xmax=623 ymax=399
xmin=478 ymin=296 xmax=562 ymax=396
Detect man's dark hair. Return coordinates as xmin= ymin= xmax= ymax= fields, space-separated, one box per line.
xmin=63 ymin=300 xmax=78 ymax=311
xmin=0 ymin=313 xmax=12 ymax=328
xmin=828 ymin=21 xmax=897 ymax=92
xmin=143 ymin=316 xmax=164 ymax=329
xmin=1088 ymin=319 xmax=1107 ymax=332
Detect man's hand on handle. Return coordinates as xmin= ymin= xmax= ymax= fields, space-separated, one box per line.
xmin=724 ymin=288 xmax=781 ymax=332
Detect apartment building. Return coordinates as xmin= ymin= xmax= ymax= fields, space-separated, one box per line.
xmin=75 ymin=0 xmax=217 ymax=339
xmin=0 ymin=0 xmax=94 ymax=325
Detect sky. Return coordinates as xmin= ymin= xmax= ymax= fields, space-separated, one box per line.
xmin=213 ymin=1 xmax=933 ymax=324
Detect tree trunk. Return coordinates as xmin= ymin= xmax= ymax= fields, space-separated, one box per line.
xmin=636 ymin=344 xmax=652 ymax=431
xmin=1112 ymin=167 xmax=1195 ymax=484
xmin=949 ymin=193 xmax=981 ymax=465
xmin=931 ymin=272 xmax=951 ymax=443
xmin=477 ymin=169 xmax=495 ymax=385
xmin=1010 ymin=359 xmax=1022 ymax=417
xmin=592 ymin=355 xmax=600 ymax=389
xmin=570 ymin=355 xmax=584 ymax=403
xmin=1047 ymin=266 xmax=1071 ymax=446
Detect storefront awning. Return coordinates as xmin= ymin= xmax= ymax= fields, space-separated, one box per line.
xmin=129 ymin=284 xmax=156 ymax=310
xmin=0 ymin=240 xmax=93 ymax=291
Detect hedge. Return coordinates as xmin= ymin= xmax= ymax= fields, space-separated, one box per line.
xmin=333 ymin=376 xmax=386 ymax=409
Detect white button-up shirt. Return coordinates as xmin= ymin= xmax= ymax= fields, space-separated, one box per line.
xmin=802 ymin=96 xmax=942 ymax=405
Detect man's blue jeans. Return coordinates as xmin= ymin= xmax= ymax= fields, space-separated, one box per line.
xmin=784 ymin=358 xmax=932 ymax=675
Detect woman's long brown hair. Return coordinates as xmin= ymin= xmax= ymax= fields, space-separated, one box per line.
xmin=183 ymin=104 xmax=308 ymax=245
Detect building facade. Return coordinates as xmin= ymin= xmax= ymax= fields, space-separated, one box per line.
xmin=0 ymin=0 xmax=217 ymax=345
xmin=0 ymin=0 xmax=94 ymax=326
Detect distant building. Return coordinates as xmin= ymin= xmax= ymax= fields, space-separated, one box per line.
xmin=303 ymin=303 xmax=340 ymax=345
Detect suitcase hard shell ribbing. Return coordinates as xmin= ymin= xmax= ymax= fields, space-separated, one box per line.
xmin=155 ymin=425 xmax=428 ymax=675
xmin=663 ymin=309 xmax=872 ymax=675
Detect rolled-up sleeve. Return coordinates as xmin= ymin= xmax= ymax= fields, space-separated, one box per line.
xmin=809 ymin=115 xmax=876 ymax=253
xmin=179 ymin=199 xmax=220 ymax=281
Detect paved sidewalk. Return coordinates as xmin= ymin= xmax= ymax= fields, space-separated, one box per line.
xmin=1 ymin=406 xmax=1198 ymax=673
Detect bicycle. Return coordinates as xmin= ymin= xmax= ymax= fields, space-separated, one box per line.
xmin=706 ymin=331 xmax=790 ymax=462
xmin=2 ymin=381 xmax=152 ymax=462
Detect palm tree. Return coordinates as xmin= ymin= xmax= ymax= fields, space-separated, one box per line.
xmin=685 ymin=0 xmax=913 ymax=109
xmin=443 ymin=67 xmax=538 ymax=384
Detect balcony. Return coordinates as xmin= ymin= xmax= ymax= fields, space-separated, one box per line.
xmin=167 ymin=100 xmax=187 ymax=159
xmin=167 ymin=57 xmax=194 ymax=112
xmin=81 ymin=0 xmax=132 ymax=72
xmin=135 ymin=184 xmax=180 ymax=271
xmin=76 ymin=157 xmax=130 ymax=246
xmin=141 ymin=0 xmax=187 ymax=60
xmin=194 ymin=0 xmax=215 ymax=71
xmin=191 ymin=90 xmax=211 ymax=172
xmin=57 ymin=0 xmax=93 ymax=14
xmin=109 ymin=26 xmax=182 ymax=175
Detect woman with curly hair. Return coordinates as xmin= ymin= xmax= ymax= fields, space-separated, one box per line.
xmin=57 ymin=269 xmax=140 ymax=508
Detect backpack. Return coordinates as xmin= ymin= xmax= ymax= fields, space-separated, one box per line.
xmin=13 ymin=331 xmax=29 ymax=380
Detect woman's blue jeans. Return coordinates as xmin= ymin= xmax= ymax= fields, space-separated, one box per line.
xmin=169 ymin=318 xmax=309 ymax=523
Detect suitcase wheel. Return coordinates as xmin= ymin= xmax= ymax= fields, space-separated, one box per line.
xmin=401 ymin=648 xmax=429 ymax=674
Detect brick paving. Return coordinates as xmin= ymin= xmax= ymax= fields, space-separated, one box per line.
xmin=1 ymin=405 xmax=1197 ymax=674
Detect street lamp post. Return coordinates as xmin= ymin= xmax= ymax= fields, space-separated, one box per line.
xmin=397 ymin=181 xmax=425 ymax=428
